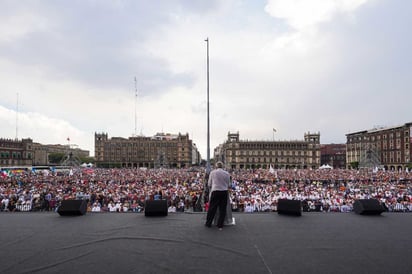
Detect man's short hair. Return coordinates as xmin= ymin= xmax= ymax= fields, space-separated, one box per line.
xmin=216 ymin=161 xmax=223 ymax=168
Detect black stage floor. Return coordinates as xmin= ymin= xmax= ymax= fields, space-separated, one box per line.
xmin=1 ymin=212 xmax=411 ymax=274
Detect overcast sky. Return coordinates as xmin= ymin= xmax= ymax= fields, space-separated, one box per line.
xmin=1 ymin=0 xmax=411 ymax=158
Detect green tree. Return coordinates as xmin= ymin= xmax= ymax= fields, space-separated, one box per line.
xmin=48 ymin=153 xmax=65 ymax=164
xmin=79 ymin=156 xmax=95 ymax=164
xmin=350 ymin=161 xmax=359 ymax=169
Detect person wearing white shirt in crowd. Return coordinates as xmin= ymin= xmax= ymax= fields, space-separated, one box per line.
xmin=393 ymin=201 xmax=405 ymax=212
xmin=340 ymin=202 xmax=351 ymax=213
xmin=92 ymin=202 xmax=101 ymax=212
xmin=168 ymin=204 xmax=176 ymax=213
xmin=115 ymin=201 xmax=122 ymax=212
xmin=1 ymin=197 xmax=9 ymax=211
xmin=262 ymin=202 xmax=271 ymax=212
xmin=244 ymin=203 xmax=254 ymax=213
xmin=108 ymin=201 xmax=117 ymax=212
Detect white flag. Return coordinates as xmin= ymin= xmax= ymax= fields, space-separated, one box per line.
xmin=269 ymin=164 xmax=275 ymax=174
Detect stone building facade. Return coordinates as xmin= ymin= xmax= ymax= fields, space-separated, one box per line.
xmin=0 ymin=138 xmax=33 ymax=166
xmin=95 ymin=132 xmax=199 ymax=168
xmin=0 ymin=137 xmax=90 ymax=167
xmin=214 ymin=132 xmax=321 ymax=170
xmin=346 ymin=122 xmax=412 ymax=170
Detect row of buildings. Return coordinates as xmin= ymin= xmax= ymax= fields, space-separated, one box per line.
xmin=214 ymin=122 xmax=411 ymax=171
xmin=0 ymin=138 xmax=89 ymax=167
xmin=1 ymin=121 xmax=411 ymax=171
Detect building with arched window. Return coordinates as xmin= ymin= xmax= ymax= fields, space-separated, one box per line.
xmin=214 ymin=132 xmax=321 ymax=170
xmin=346 ymin=122 xmax=412 ymax=171
xmin=0 ymin=138 xmax=33 ymax=166
xmin=94 ymin=132 xmax=200 ymax=168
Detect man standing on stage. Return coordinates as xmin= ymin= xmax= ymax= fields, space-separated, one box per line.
xmin=205 ymin=161 xmax=230 ymax=230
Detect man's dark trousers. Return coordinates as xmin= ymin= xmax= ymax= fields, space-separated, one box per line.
xmin=206 ymin=190 xmax=228 ymax=228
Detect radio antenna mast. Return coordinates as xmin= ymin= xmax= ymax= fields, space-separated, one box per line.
xmin=15 ymin=92 xmax=19 ymax=140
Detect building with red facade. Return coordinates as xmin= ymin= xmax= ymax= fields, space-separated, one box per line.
xmin=320 ymin=144 xmax=346 ymax=169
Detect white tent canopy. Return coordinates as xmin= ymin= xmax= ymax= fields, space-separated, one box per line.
xmin=319 ymin=164 xmax=333 ymax=170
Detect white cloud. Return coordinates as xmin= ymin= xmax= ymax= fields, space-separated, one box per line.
xmin=0 ymin=12 xmax=50 ymax=43
xmin=0 ymin=105 xmax=92 ymax=152
xmin=0 ymin=0 xmax=410 ymax=159
xmin=265 ymin=0 xmax=369 ymax=31
xmin=262 ymin=0 xmax=370 ymax=54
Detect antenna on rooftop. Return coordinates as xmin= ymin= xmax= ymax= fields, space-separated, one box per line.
xmin=15 ymin=92 xmax=19 ymax=140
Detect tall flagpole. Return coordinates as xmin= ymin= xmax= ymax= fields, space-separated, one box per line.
xmin=134 ymin=77 xmax=138 ymax=136
xmin=205 ymin=37 xmax=211 ymax=174
xmin=198 ymin=37 xmax=211 ymax=213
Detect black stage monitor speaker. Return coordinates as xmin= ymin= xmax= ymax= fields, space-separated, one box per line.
xmin=353 ymin=199 xmax=384 ymax=215
xmin=145 ymin=199 xmax=168 ymax=217
xmin=277 ymin=199 xmax=302 ymax=216
xmin=58 ymin=200 xmax=87 ymax=216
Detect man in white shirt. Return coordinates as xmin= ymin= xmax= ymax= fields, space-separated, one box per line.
xmin=205 ymin=161 xmax=230 ymax=230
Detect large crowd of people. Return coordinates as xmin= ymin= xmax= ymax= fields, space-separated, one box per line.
xmin=1 ymin=167 xmax=412 ymax=213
